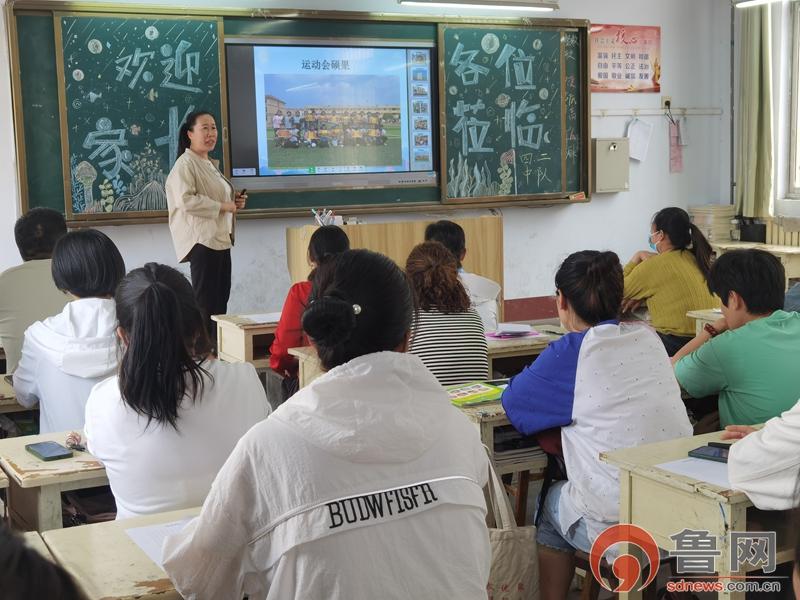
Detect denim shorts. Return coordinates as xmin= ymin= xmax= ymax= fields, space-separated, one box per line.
xmin=535 ymin=481 xmax=593 ymax=554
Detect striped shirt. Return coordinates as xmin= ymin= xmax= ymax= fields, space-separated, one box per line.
xmin=409 ymin=308 xmax=489 ymax=386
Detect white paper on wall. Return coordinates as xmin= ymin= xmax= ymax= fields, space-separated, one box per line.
xmin=626 ymin=117 xmax=653 ymax=162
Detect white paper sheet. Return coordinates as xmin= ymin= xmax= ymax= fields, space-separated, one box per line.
xmin=242 ymin=312 xmax=281 ymax=324
xmin=656 ymin=457 xmax=731 ymax=489
xmin=626 ymin=118 xmax=653 ymax=162
xmin=125 ymin=518 xmax=193 ymax=568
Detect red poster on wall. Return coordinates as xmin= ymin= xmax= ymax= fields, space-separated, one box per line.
xmin=590 ymin=24 xmax=661 ymax=93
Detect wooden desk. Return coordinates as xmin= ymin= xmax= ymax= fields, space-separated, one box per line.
xmin=712 ymin=241 xmax=800 ymax=290
xmin=289 ymin=346 xmax=323 ymax=388
xmin=0 ymin=373 xmax=29 ymax=414
xmin=43 ymin=507 xmax=199 ymax=600
xmin=0 ymin=431 xmax=107 ymax=531
xmin=602 ymin=431 xmax=791 ymax=600
xmin=212 ymin=313 xmax=279 ymax=369
xmin=23 ymin=530 xmax=55 ymax=562
xmin=0 ymin=469 xmax=7 ymax=489
xmin=686 ymin=308 xmax=723 ymax=335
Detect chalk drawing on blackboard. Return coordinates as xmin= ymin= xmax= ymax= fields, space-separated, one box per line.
xmin=59 ymin=16 xmax=222 ymax=216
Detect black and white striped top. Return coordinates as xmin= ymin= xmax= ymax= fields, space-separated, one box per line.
xmin=409 ymin=307 xmax=489 ymax=386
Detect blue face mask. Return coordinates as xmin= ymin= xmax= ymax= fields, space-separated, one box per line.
xmin=648 ymin=235 xmax=657 ymax=251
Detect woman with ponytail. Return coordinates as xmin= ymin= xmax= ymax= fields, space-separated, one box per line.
xmin=269 ymin=225 xmax=350 ymax=384
xmin=623 ymin=206 xmax=719 ymax=355
xmin=501 ymin=251 xmax=691 ymax=600
xmin=163 ymin=249 xmax=491 ymax=599
xmin=84 ymin=263 xmax=269 ymax=520
xmin=405 ymin=241 xmax=488 ymax=385
xmin=165 ymin=111 xmax=247 ymax=348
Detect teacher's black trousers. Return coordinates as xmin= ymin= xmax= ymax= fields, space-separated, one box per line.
xmin=188 ymin=244 xmax=231 ymax=349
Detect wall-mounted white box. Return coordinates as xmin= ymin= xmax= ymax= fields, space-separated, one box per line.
xmin=592 ymin=138 xmax=630 ymax=193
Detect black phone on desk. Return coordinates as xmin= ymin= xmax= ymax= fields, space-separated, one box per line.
xmin=26 ymin=441 xmax=73 ymax=461
xmin=688 ymin=445 xmax=729 ymax=464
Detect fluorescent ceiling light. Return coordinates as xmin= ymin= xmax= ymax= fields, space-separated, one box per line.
xmin=398 ymin=0 xmax=557 ymax=11
xmin=735 ymin=0 xmax=790 ymax=7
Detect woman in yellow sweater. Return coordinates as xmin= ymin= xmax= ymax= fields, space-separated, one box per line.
xmin=623 ymin=207 xmax=718 ymax=355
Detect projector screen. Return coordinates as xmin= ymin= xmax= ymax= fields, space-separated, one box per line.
xmin=225 ymin=41 xmax=437 ymax=191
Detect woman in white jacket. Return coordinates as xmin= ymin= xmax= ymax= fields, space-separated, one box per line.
xmin=163 ymin=249 xmax=491 ymax=600
xmin=84 ymin=263 xmax=270 ymax=519
xmin=14 ymin=229 xmax=124 ymax=433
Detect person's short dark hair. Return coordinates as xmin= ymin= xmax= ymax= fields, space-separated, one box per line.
xmin=555 ymin=250 xmax=623 ymax=325
xmin=707 ymin=249 xmax=785 ymax=314
xmin=424 ymin=220 xmax=466 ymax=266
xmin=0 ymin=524 xmax=88 ymax=600
xmin=302 ymin=249 xmax=414 ymax=371
xmin=14 ymin=208 xmax=67 ymax=261
xmin=51 ymin=229 xmax=126 ymax=298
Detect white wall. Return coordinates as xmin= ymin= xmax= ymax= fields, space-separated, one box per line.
xmin=0 ymin=0 xmax=732 ymax=311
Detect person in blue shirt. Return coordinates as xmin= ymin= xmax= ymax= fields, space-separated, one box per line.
xmin=501 ymin=250 xmax=691 ymax=600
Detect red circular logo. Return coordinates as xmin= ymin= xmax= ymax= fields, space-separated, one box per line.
xmin=589 ymin=524 xmax=660 ymax=593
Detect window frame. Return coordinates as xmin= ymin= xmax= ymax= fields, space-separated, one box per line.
xmin=787 ymin=1 xmax=800 ymax=199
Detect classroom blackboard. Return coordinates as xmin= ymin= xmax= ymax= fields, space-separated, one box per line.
xmin=55 ymin=15 xmax=224 ymax=218
xmin=439 ymin=24 xmax=587 ymax=203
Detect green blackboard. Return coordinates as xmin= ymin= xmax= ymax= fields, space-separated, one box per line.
xmin=440 ymin=24 xmax=586 ymax=203
xmin=56 ymin=15 xmax=223 ymax=217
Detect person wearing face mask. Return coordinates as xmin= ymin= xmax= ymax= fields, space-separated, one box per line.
xmin=622 ymin=207 xmax=719 ymax=356
xmin=501 ymin=250 xmax=691 ymax=600
xmin=166 ymin=111 xmax=247 ymax=349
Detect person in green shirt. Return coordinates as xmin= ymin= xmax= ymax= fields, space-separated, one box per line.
xmin=673 ymin=249 xmax=800 ymax=427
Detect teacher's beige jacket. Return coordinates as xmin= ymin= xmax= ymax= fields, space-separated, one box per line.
xmin=166 ymin=149 xmax=235 ymax=263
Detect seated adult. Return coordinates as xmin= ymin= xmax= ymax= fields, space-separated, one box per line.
xmin=674 ymin=249 xmax=800 ymax=427
xmin=84 ymin=263 xmax=270 ymax=519
xmin=501 ymin=250 xmax=692 ymax=600
xmin=270 ymin=225 xmax=350 ymax=382
xmin=0 ymin=208 xmax=68 ymax=372
xmin=162 ymin=250 xmax=490 ymax=599
xmin=623 ymin=207 xmax=718 ymax=356
xmin=424 ymin=219 xmax=501 ymax=333
xmin=723 ymin=401 xmax=800 ymax=511
xmin=406 ymin=241 xmax=489 ymax=385
xmin=13 ymin=230 xmax=124 ymax=433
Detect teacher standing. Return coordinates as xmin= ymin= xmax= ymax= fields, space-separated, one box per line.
xmin=165 ymin=111 xmax=246 ymax=347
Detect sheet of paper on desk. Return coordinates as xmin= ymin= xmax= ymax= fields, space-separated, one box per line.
xmin=125 ymin=518 xmax=193 ymax=568
xmin=242 ymin=312 xmax=281 ymax=324
xmin=656 ymin=457 xmax=730 ymax=489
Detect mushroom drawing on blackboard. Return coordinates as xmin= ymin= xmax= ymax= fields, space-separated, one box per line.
xmin=74 ymin=160 xmax=98 ymax=211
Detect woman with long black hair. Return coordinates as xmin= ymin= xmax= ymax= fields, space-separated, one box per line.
xmin=165 ymin=111 xmax=246 ymax=347
xmin=623 ymin=206 xmax=719 ymax=355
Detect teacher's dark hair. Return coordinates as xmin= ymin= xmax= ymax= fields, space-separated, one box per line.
xmin=0 ymin=524 xmax=88 ymax=600
xmin=555 ymin=250 xmax=623 ymax=325
xmin=116 ymin=263 xmax=212 ymax=430
xmin=307 ymin=225 xmax=350 ymax=281
xmin=14 ymin=207 xmax=67 ymax=261
xmin=178 ymin=111 xmax=215 ymax=156
xmin=302 ymin=249 xmax=414 ymax=371
xmin=52 ymin=229 xmax=125 ymax=298
xmin=653 ymin=207 xmax=713 ymax=278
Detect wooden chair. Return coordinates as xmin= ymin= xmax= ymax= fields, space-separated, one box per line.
xmin=574 ymin=551 xmax=663 ymax=600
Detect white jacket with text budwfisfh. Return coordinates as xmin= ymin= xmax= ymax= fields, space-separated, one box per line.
xmin=162 ymin=351 xmax=491 ymax=600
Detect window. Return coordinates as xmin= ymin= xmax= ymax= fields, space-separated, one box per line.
xmin=787 ymin=1 xmax=800 ymax=198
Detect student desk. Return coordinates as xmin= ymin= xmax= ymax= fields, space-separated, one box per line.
xmin=601 ymin=431 xmax=792 ymax=600
xmin=0 ymin=431 xmax=107 ymax=531
xmin=289 ymin=346 xmax=324 ymax=388
xmin=459 ymin=400 xmax=546 ymax=525
xmin=0 ymin=373 xmax=29 ymax=414
xmin=43 ymin=507 xmax=199 ymax=600
xmin=23 ymin=530 xmax=55 ymax=562
xmin=686 ymin=308 xmax=723 ymax=335
xmin=212 ymin=313 xmax=279 ymax=369
xmin=486 ymin=332 xmax=557 ymax=374
xmin=711 ymin=241 xmax=800 ymax=290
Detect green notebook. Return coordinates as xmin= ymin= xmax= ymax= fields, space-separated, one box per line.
xmin=447 ymin=382 xmax=503 ymax=407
